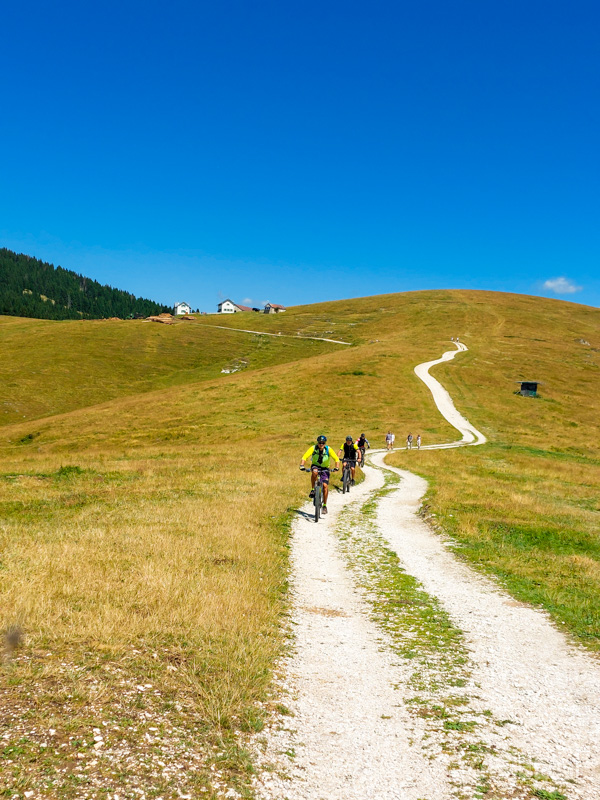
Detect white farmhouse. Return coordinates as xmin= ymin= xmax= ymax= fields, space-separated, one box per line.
xmin=217 ymin=299 xmax=253 ymax=313
xmin=174 ymin=301 xmax=192 ymax=315
xmin=264 ymin=303 xmax=286 ymax=314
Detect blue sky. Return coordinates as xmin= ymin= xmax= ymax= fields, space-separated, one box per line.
xmin=2 ymin=0 xmax=599 ymax=311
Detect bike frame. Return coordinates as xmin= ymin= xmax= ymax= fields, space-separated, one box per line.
xmin=301 ymin=465 xmax=330 ymax=522
xmin=342 ymin=458 xmax=356 ymax=493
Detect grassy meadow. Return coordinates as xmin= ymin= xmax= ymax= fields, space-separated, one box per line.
xmin=388 ymin=291 xmax=600 ymax=648
xmin=0 ymin=314 xmax=337 ymax=425
xmin=1 ymin=289 xmax=599 ymax=797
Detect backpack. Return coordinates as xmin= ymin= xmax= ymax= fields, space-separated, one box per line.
xmin=314 ymin=444 xmax=329 ymax=464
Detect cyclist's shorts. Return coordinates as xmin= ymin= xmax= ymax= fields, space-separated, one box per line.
xmin=311 ymin=466 xmax=330 ymax=483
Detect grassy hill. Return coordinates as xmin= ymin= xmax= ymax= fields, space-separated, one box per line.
xmin=0 ymin=289 xmax=598 ymax=797
xmin=0 ymin=314 xmax=339 ymax=424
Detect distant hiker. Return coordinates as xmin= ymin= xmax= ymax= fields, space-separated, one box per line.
xmin=385 ymin=430 xmax=394 ymax=450
xmin=416 ymin=434 xmax=421 ymax=449
xmin=456 ymin=336 xmax=460 ymax=343
xmin=407 ymin=433 xmax=413 ymax=450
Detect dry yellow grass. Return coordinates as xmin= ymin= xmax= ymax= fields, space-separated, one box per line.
xmin=0 ymin=288 xmax=599 ymax=796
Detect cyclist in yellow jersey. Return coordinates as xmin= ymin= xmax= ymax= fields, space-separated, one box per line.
xmin=300 ymin=435 xmax=340 ymax=514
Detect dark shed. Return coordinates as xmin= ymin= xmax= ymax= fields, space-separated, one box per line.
xmin=517 ymin=381 xmax=539 ymax=397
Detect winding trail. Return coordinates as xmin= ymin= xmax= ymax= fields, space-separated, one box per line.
xmin=413 ymin=342 xmax=486 ymax=447
xmin=254 ymin=342 xmax=600 ymax=800
xmin=200 ymin=323 xmax=352 ymax=345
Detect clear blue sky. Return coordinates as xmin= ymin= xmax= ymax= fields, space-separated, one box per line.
xmin=2 ymin=1 xmax=599 ymax=311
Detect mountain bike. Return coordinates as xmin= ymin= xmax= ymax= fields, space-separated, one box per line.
xmin=301 ymin=466 xmax=334 ymax=522
xmin=342 ymin=459 xmax=355 ymax=494
xmin=358 ymin=447 xmax=366 ymax=468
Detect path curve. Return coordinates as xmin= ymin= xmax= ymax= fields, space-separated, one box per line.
xmin=414 ymin=341 xmax=487 ymax=448
xmin=254 ymin=341 xmax=600 ymax=800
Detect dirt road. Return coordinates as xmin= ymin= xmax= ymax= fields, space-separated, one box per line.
xmin=254 ymin=342 xmax=600 ymax=800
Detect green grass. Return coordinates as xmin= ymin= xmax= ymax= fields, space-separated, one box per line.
xmin=393 ymin=441 xmax=600 ymax=648
xmin=0 ymin=314 xmax=338 ymax=425
xmin=334 ymin=468 xmax=570 ymax=799
xmin=0 ymin=288 xmax=598 ymax=795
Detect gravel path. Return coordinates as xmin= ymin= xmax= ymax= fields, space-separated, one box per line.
xmin=254 ymin=342 xmax=600 ymax=799
xmin=201 ymin=324 xmax=351 ymax=345
xmin=372 ymin=452 xmax=600 ymax=797
xmin=413 ymin=341 xmax=487 ymax=448
xmin=255 ymin=470 xmax=452 ymax=799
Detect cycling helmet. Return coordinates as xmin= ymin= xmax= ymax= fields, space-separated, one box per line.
xmin=346 ymin=435 xmax=353 ymax=441
xmin=317 ymin=435 xmax=327 ymax=444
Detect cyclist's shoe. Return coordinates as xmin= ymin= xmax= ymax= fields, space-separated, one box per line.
xmin=351 ymin=479 xmax=356 ymax=486
xmin=322 ymin=505 xmax=328 ymax=515
xmin=309 ymin=489 xmax=315 ymax=499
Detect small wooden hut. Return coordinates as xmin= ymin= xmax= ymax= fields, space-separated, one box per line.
xmin=516 ymin=381 xmax=539 ymax=397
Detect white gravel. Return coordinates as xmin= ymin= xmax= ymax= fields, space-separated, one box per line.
xmin=413 ymin=342 xmax=487 ymax=448
xmin=254 ymin=471 xmax=453 ymax=800
xmin=254 ymin=342 xmax=600 ymax=799
xmin=372 ymin=451 xmax=600 ymax=797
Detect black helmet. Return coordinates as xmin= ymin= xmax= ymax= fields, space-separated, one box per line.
xmin=346 ymin=435 xmax=353 ymax=441
xmin=317 ymin=435 xmax=327 ymax=444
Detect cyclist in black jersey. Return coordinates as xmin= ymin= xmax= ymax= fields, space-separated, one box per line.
xmin=356 ymin=433 xmax=369 ymax=463
xmin=356 ymin=433 xmax=370 ymax=449
xmin=338 ymin=436 xmax=358 ymax=485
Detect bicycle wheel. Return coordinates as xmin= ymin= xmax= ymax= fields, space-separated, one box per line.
xmin=343 ymin=467 xmax=350 ymax=494
xmin=314 ymin=482 xmax=321 ymax=522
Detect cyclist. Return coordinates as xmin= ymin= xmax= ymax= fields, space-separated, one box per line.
xmin=300 ymin=435 xmax=340 ymax=515
xmin=356 ymin=432 xmax=370 ymax=465
xmin=338 ymin=435 xmax=359 ymax=485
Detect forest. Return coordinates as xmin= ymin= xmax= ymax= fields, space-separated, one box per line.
xmin=0 ymin=248 xmax=171 ymax=320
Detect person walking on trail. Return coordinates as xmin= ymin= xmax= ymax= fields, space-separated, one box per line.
xmin=407 ymin=432 xmax=413 ymax=449
xmin=300 ymin=435 xmax=340 ymax=515
xmin=416 ymin=434 xmax=421 ymax=449
xmin=338 ymin=436 xmax=359 ymax=485
xmin=385 ymin=430 xmax=394 ymax=450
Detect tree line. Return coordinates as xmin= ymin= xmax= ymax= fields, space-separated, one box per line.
xmin=0 ymin=248 xmax=171 ymax=320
